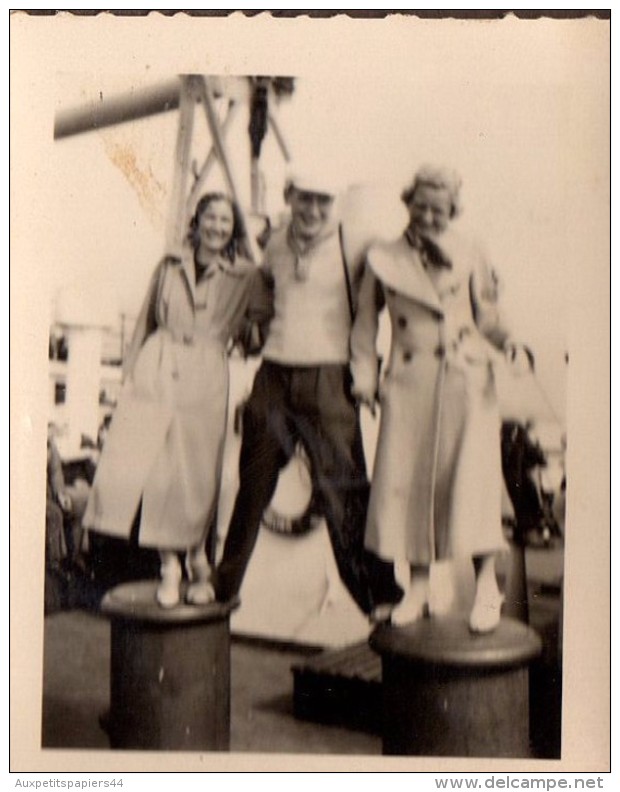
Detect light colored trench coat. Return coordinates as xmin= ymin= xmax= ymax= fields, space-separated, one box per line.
xmin=350 ymin=230 xmax=509 ymax=565
xmin=83 ymin=248 xmax=254 ymax=550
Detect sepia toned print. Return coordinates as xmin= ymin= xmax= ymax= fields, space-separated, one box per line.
xmin=10 ymin=11 xmax=609 ymax=774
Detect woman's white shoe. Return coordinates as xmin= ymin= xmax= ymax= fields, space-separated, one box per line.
xmin=390 ymin=576 xmax=429 ymax=626
xmin=185 ymin=549 xmax=215 ymax=605
xmin=186 ymin=580 xmax=215 ymax=605
xmin=468 ymin=591 xmax=505 ymax=633
xmin=156 ymin=553 xmax=182 ymax=609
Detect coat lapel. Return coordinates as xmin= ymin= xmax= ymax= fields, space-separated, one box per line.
xmin=367 ymin=237 xmax=443 ymax=314
xmin=178 ymin=248 xmax=228 ymax=306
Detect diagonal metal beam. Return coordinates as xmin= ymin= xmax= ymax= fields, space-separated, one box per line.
xmin=196 ymin=77 xmax=242 ymax=207
xmin=196 ymin=76 xmax=258 ymax=262
xmin=268 ymin=112 xmax=291 ymax=162
xmin=186 ymin=100 xmax=240 ymax=214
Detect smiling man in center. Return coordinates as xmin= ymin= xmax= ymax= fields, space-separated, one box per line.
xmin=212 ymin=168 xmax=402 ymax=616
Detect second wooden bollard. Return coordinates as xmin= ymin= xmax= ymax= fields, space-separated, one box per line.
xmin=370 ymin=616 xmax=542 ymax=758
xmin=101 ymin=581 xmax=238 ymax=751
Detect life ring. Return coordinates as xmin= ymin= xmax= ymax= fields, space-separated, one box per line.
xmin=261 ymin=445 xmax=317 ymax=536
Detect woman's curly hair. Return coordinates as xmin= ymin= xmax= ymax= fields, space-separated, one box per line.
xmin=401 ymin=165 xmax=463 ymax=219
xmin=187 ymin=192 xmax=249 ymax=261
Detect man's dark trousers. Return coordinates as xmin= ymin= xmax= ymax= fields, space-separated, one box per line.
xmin=213 ymin=360 xmax=401 ymax=613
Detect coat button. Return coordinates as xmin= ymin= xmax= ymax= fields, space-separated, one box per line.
xmin=403 ymin=350 xmax=413 ymax=363
xmin=397 ymin=315 xmax=407 ymax=329
xmin=434 ymin=345 xmax=445 ymax=358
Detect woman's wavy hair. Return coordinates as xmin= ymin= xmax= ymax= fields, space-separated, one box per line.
xmin=401 ymin=165 xmax=463 ymax=219
xmin=187 ymin=192 xmax=249 ymax=262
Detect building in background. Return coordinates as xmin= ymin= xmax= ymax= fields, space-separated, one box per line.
xmin=48 ymin=308 xmax=137 ymax=456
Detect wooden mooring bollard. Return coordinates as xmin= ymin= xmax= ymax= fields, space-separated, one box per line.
xmin=370 ymin=615 xmax=542 ymax=758
xmin=101 ymin=581 xmax=238 ymax=751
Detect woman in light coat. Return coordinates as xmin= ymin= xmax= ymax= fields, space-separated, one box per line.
xmin=351 ymin=166 xmax=516 ymax=632
xmin=84 ymin=193 xmax=255 ymax=608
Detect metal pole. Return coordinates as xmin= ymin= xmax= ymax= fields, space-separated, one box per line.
xmin=250 ymin=156 xmax=262 ymax=213
xmin=54 ymin=79 xmax=182 ymax=140
xmin=164 ymin=77 xmax=196 ymax=256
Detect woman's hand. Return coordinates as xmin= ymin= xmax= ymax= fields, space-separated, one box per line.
xmin=57 ymin=491 xmax=72 ymax=512
xmin=352 ymin=388 xmax=379 ymax=417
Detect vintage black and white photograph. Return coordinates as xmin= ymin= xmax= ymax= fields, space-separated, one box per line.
xmin=10 ymin=11 xmax=610 ymax=773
